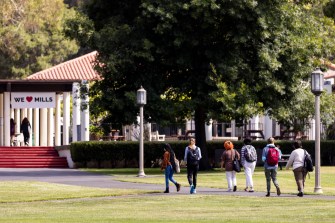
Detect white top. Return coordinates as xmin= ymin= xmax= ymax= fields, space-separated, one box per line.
xmin=285 ymin=148 xmax=306 ymax=170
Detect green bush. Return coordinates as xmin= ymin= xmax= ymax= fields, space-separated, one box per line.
xmin=70 ymin=140 xmax=335 ymax=168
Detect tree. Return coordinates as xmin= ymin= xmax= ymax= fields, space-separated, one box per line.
xmin=0 ymin=0 xmax=79 ymax=79
xmin=67 ymin=0 xmax=335 ymax=169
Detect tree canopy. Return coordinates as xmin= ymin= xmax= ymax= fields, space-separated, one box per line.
xmin=67 ymin=0 xmax=335 ymax=169
xmin=0 ymin=0 xmax=79 ymax=79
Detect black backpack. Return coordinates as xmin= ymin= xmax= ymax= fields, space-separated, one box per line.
xmin=187 ymin=147 xmax=199 ymax=166
xmin=304 ymin=150 xmax=314 ymax=172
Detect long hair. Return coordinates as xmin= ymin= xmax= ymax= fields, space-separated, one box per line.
xmin=164 ymin=143 xmax=175 ymax=157
xmin=22 ymin=117 xmax=29 ymax=125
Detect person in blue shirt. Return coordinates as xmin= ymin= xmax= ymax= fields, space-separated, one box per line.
xmin=262 ymin=137 xmax=281 ymax=197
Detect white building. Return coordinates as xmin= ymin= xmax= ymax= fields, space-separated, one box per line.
xmin=0 ymin=51 xmax=100 ymax=147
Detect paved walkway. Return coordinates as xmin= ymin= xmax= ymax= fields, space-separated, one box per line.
xmin=0 ymin=168 xmax=333 ymax=199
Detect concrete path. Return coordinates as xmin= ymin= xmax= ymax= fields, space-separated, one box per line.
xmin=0 ymin=168 xmax=333 ymax=199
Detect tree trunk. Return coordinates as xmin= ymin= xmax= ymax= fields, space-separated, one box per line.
xmin=194 ymin=106 xmax=212 ymax=170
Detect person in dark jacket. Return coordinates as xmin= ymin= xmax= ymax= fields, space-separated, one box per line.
xmin=10 ymin=118 xmax=16 ymax=146
xmin=20 ymin=117 xmax=31 ymax=146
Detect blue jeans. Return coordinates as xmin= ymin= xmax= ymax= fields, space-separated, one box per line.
xmin=165 ymin=165 xmax=177 ymax=188
xmin=264 ymin=168 xmax=279 ymax=192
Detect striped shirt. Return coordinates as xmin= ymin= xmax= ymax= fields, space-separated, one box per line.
xmin=241 ymin=144 xmax=257 ymax=166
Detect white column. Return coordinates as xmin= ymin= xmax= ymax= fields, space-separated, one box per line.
xmin=205 ymin=119 xmax=213 ymax=141
xmin=0 ymin=94 xmax=3 ymax=145
xmin=40 ymin=108 xmax=48 ymax=146
xmin=55 ymin=94 xmax=61 ymax=146
xmin=20 ymin=108 xmax=27 ymax=120
xmin=72 ymin=83 xmax=80 ymax=142
xmin=20 ymin=109 xmax=27 ymax=146
xmin=47 ymin=108 xmax=54 ymax=146
xmin=264 ymin=115 xmax=273 ymax=139
xmin=28 ymin=109 xmax=33 ymax=146
xmin=63 ymin=92 xmax=70 ymax=145
xmin=15 ymin=109 xmax=20 ymax=134
xmin=33 ymin=108 xmax=40 ymax=146
xmin=80 ymin=81 xmax=89 ymax=141
xmin=252 ymin=115 xmax=260 ymax=130
xmin=230 ymin=120 xmax=236 ymax=137
xmin=4 ymin=92 xmax=11 ymax=146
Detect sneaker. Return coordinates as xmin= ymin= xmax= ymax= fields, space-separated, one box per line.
xmin=276 ymin=187 xmax=281 ymax=196
xmin=233 ymin=186 xmax=237 ymax=192
xmin=249 ymin=189 xmax=254 ymax=193
xmin=227 ymin=189 xmax=232 ymax=192
xmin=266 ymin=192 xmax=270 ymax=197
xmin=297 ymin=192 xmax=303 ymax=197
xmin=176 ymin=183 xmax=181 ymax=192
xmin=244 ymin=187 xmax=248 ymax=192
xmin=190 ymin=185 xmax=194 ymax=194
xmin=193 ymin=189 xmax=197 ymax=194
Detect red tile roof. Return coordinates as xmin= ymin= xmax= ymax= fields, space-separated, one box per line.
xmin=26 ymin=51 xmax=101 ymax=81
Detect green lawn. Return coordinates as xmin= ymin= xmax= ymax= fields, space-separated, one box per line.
xmin=87 ymin=166 xmax=335 ymax=196
xmin=0 ymin=167 xmax=334 ymax=222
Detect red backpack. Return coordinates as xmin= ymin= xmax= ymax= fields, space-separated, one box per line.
xmin=267 ymin=146 xmax=279 ymax=166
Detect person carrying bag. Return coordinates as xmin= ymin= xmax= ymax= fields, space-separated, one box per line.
xmin=221 ymin=141 xmax=240 ymax=192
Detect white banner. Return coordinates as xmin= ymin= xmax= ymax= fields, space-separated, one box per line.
xmin=11 ymin=92 xmax=56 ymax=108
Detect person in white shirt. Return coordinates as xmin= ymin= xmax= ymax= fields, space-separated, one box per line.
xmin=241 ymin=138 xmax=257 ymax=192
xmin=285 ymin=140 xmax=308 ymax=197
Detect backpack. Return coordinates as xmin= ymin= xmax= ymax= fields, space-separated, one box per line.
xmin=266 ymin=145 xmax=279 ymax=166
xmin=169 ymin=151 xmax=177 ymax=172
xmin=187 ymin=147 xmax=199 ymax=166
xmin=304 ymin=150 xmax=314 ymax=172
xmin=244 ymin=145 xmax=257 ymax=162
xmin=169 ymin=151 xmax=180 ymax=173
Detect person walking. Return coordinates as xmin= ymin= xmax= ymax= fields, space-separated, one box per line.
xmin=262 ymin=137 xmax=281 ymax=197
xmin=161 ymin=143 xmax=181 ymax=193
xmin=20 ymin=117 xmax=31 ymax=146
xmin=241 ymin=138 xmax=257 ymax=192
xmin=10 ymin=118 xmax=16 ymax=146
xmin=184 ymin=137 xmax=202 ymax=194
xmin=285 ymin=140 xmax=308 ymax=197
xmin=221 ymin=141 xmax=240 ymax=192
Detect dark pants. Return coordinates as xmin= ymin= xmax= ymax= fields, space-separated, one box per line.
xmin=23 ymin=131 xmax=30 ymax=144
xmin=187 ymin=163 xmax=199 ymax=188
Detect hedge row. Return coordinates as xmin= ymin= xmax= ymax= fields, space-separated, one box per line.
xmin=70 ymin=140 xmax=335 ymax=168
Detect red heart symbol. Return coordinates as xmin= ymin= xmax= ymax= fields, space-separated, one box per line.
xmin=26 ymin=96 xmax=33 ymax=102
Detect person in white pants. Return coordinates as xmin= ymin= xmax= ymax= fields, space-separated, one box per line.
xmin=221 ymin=141 xmax=240 ymax=192
xmin=241 ymin=138 xmax=257 ymax=192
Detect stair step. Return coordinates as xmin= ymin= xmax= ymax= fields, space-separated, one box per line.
xmin=0 ymin=146 xmax=68 ymax=168
xmin=0 ymin=165 xmax=68 ymax=168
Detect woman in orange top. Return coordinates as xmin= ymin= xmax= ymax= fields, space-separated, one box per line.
xmin=161 ymin=143 xmax=181 ymax=193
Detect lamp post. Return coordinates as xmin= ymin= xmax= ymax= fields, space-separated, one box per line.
xmin=137 ymin=86 xmax=146 ymax=177
xmin=311 ymin=68 xmax=323 ymax=194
